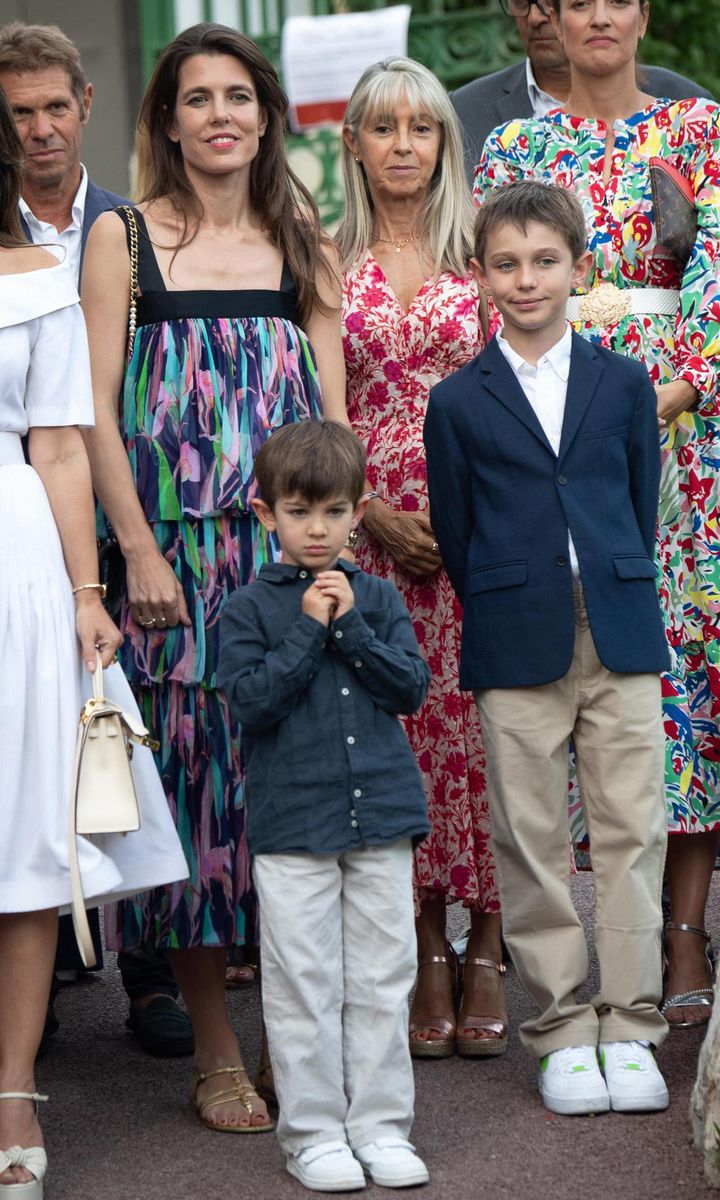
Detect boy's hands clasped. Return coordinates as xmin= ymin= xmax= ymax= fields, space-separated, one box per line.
xmin=302 ymin=571 xmax=355 ymax=627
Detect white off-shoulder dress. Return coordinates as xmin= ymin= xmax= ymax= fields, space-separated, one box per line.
xmin=0 ymin=261 xmax=188 ymax=913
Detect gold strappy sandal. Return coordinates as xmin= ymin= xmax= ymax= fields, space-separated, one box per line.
xmin=457 ymin=957 xmax=508 ymax=1058
xmin=409 ymin=945 xmax=462 ymax=1059
xmin=191 ymin=1066 xmax=274 ymax=1134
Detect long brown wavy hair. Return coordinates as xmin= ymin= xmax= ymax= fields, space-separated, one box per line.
xmin=0 ymin=87 xmax=27 ymax=247
xmin=138 ymin=23 xmax=328 ymax=322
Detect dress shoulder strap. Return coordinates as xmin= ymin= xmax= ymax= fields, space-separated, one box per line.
xmin=114 ymin=205 xmax=166 ymax=296
xmin=280 ymin=259 xmax=297 ymax=296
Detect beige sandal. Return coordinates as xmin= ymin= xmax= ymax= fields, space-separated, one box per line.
xmin=0 ymin=1092 xmax=48 ymax=1198
xmin=191 ymin=1066 xmax=274 ymax=1134
xmin=457 ymin=958 xmax=508 ymax=1058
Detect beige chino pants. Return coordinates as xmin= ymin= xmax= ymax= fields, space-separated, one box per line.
xmin=475 ymin=587 xmax=668 ymax=1057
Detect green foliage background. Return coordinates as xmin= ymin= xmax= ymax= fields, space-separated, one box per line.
xmin=643 ymin=0 xmax=719 ymax=96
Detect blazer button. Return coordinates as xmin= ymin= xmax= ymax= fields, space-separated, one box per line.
xmin=557 ymin=474 xmax=568 ymax=486
xmin=555 ymin=555 xmax=568 ymax=567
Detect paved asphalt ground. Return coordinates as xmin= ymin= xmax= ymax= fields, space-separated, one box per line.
xmin=39 ymin=875 xmax=718 ymax=1200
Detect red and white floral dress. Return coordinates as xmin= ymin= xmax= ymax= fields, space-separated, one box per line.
xmin=342 ymin=252 xmax=499 ymax=912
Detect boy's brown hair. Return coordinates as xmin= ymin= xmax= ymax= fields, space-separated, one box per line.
xmin=473 ymin=181 xmax=587 ymax=266
xmin=253 ymin=420 xmax=367 ymax=509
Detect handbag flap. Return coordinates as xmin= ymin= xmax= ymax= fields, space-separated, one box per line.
xmin=649 ymin=157 xmax=697 ymax=266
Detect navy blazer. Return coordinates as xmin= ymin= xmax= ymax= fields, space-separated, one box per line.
xmin=19 ymin=177 xmax=127 ymax=277
xmin=424 ymin=333 xmax=670 ymax=690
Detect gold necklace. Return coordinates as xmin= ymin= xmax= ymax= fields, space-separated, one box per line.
xmin=373 ymin=233 xmax=417 ymax=254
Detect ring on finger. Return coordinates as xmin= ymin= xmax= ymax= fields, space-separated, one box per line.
xmin=431 ymin=541 xmax=439 ymax=552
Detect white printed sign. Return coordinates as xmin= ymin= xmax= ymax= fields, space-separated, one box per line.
xmin=281 ymin=6 xmax=412 ymax=133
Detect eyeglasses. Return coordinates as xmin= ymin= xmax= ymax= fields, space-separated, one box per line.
xmin=499 ymin=0 xmax=550 ymax=17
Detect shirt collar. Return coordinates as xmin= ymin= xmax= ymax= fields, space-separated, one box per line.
xmin=525 ymin=58 xmax=563 ymax=117
xmin=497 ymin=324 xmax=572 ymax=381
xmin=19 ymin=164 xmax=88 ymax=230
xmin=259 ymin=558 xmax=361 ymax=585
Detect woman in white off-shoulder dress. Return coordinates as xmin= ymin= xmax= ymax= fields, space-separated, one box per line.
xmin=0 ymin=92 xmax=187 ymax=1198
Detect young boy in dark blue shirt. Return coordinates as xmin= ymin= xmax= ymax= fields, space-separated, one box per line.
xmin=219 ymin=420 xmax=430 ymax=1193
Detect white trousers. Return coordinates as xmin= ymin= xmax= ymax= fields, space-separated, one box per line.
xmin=254 ymin=841 xmax=417 ymax=1155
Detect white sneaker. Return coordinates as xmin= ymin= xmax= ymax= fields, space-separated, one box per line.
xmin=354 ymin=1137 xmax=429 ymax=1188
xmin=538 ymin=1045 xmax=610 ymax=1116
xmin=598 ymin=1041 xmax=669 ymax=1112
xmin=286 ymin=1141 xmax=366 ymax=1192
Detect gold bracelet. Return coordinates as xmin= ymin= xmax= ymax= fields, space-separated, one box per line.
xmin=72 ymin=582 xmax=108 ymax=598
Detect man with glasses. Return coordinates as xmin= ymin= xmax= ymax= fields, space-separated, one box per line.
xmin=452 ymin=0 xmax=711 ymax=182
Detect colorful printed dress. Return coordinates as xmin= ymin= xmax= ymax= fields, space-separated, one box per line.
xmin=106 ymin=209 xmax=322 ymax=950
xmin=475 ymin=98 xmax=720 ymax=836
xmin=342 ymin=253 xmax=499 ymax=911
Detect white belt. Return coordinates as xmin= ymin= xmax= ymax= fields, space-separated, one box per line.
xmin=0 ymin=432 xmax=25 ymax=466
xmin=566 ymin=283 xmax=679 ymax=325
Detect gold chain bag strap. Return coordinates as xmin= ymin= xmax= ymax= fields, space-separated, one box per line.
xmin=120 ymin=204 xmax=140 ymax=359
xmin=67 ymin=661 xmax=158 ymax=967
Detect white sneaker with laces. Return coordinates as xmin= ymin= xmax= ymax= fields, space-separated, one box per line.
xmin=286 ymin=1140 xmax=366 ymax=1192
xmin=354 ymin=1137 xmax=429 ymax=1188
xmin=598 ymin=1040 xmax=669 ymax=1112
xmin=538 ymin=1045 xmax=610 ymax=1116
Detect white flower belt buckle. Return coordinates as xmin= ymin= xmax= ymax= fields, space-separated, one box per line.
xmin=578 ymin=282 xmax=631 ymax=327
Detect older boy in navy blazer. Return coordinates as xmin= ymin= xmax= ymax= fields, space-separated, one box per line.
xmin=424 ymin=182 xmax=670 ymax=1118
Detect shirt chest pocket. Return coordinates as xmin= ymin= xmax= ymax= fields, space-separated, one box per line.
xmin=358 ymin=608 xmax=393 ymax=641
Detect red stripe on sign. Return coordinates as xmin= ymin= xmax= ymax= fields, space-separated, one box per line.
xmin=292 ymin=99 xmax=348 ymax=129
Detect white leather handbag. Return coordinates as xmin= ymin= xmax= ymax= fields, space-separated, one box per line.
xmin=68 ymin=660 xmax=158 ymax=967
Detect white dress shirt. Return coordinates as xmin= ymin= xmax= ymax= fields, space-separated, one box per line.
xmin=525 ymin=58 xmax=563 ymax=119
xmin=497 ymin=324 xmax=579 ymax=576
xmin=19 ymin=165 xmax=88 ymax=286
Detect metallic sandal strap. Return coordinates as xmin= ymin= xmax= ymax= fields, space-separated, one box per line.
xmin=661 ymin=988 xmax=714 ymax=1013
xmin=465 ymin=957 xmax=507 ymax=976
xmin=665 ymin=922 xmax=711 ymax=941
xmin=417 ymin=954 xmax=451 ymax=968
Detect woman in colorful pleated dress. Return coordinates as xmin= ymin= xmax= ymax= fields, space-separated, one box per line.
xmin=475 ymin=0 xmax=720 ymax=1030
xmin=339 ymin=58 xmax=507 ymax=1061
xmin=82 ymin=23 xmax=347 ymax=1131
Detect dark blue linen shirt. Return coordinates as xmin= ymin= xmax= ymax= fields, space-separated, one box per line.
xmin=218 ymin=560 xmax=430 ymax=856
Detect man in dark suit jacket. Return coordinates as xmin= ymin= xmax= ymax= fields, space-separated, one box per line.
xmin=424 ymin=181 xmax=670 ymax=1116
xmin=0 ymin=19 xmax=193 ymax=1059
xmin=451 ymin=0 xmax=713 ymax=181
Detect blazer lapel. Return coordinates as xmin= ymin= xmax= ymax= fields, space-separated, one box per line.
xmin=481 ymin=339 xmax=555 ymax=455
xmin=497 ymin=64 xmax=534 ymax=125
xmin=558 ymin=335 xmax=604 ymax=463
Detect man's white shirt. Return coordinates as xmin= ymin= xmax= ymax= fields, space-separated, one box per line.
xmin=525 ymin=58 xmax=562 ymax=119
xmin=19 ymin=165 xmax=88 ymax=286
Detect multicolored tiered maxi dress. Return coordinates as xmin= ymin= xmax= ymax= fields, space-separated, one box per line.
xmin=474 ymin=98 xmax=720 ymax=841
xmin=106 ymin=208 xmax=323 ymax=950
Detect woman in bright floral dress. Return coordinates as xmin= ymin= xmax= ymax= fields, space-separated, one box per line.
xmin=81 ymin=25 xmax=347 ymax=1131
xmin=339 ymin=58 xmax=507 ymax=1060
xmin=475 ymin=0 xmax=720 ymax=1029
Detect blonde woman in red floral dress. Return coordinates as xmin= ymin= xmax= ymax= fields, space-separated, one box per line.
xmin=338 ymin=57 xmax=507 ymax=1060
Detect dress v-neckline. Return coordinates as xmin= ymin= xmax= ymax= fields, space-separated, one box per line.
xmin=366 ymin=251 xmax=435 ymax=318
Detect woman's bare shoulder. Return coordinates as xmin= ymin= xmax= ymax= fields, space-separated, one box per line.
xmin=0 ymin=244 xmax=60 ymax=276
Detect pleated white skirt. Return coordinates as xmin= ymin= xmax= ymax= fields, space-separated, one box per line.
xmin=0 ymin=462 xmax=188 ymax=913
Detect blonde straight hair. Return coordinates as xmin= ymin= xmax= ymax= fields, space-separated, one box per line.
xmin=337 ymin=58 xmax=474 ymax=278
